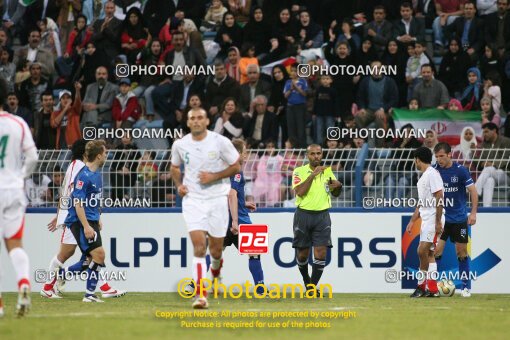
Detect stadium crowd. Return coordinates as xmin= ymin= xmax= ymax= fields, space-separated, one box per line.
xmin=3 ymin=0 xmax=510 ymax=208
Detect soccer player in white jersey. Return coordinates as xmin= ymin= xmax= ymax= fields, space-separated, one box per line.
xmin=41 ymin=139 xmax=125 ymax=299
xmin=0 ymin=78 xmax=39 ymax=317
xmin=406 ymin=147 xmax=445 ymax=298
xmin=171 ymin=108 xmax=240 ymax=309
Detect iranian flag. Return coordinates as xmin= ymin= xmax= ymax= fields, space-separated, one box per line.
xmin=393 ymin=109 xmax=482 ymax=145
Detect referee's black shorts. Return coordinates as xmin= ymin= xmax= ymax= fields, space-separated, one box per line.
xmin=440 ymin=221 xmax=469 ymax=244
xmin=69 ymin=220 xmax=103 ymax=255
xmin=292 ymin=208 xmax=332 ymax=248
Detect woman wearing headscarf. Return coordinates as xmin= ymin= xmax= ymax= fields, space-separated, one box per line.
xmin=268 ymin=64 xmax=289 ymax=145
xmin=242 ymin=6 xmax=271 ymax=57
xmin=272 ymin=7 xmax=300 ymax=57
xmin=121 ymin=7 xmax=149 ymax=65
xmin=215 ymin=11 xmax=243 ymax=60
xmin=297 ymin=8 xmax=323 ymax=49
xmin=448 ymin=98 xmax=463 ymax=111
xmin=423 ymin=129 xmax=439 ymax=164
xmin=459 ymin=67 xmax=483 ymax=111
xmin=453 ymin=126 xmax=477 ymax=160
xmin=382 ymin=39 xmax=408 ymax=107
xmin=438 ymin=38 xmax=472 ymax=97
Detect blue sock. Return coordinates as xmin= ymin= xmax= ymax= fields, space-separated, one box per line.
xmin=85 ymin=261 xmax=101 ymax=296
xmin=249 ymin=256 xmax=265 ymax=294
xmin=458 ymin=256 xmax=471 ymax=289
xmin=206 ymin=254 xmax=211 ymax=272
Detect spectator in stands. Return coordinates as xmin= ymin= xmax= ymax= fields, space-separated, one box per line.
xmin=6 ymin=92 xmax=33 ymax=132
xmin=405 ymin=41 xmax=432 ymax=100
xmin=364 ymin=5 xmax=393 ymax=57
xmin=479 ymin=44 xmax=502 ymax=79
xmin=56 ymin=0 xmax=81 ymax=55
xmin=280 ymin=138 xmax=301 ymax=204
xmin=382 ymin=40 xmax=408 ymax=107
xmin=175 ymin=0 xmax=207 ymax=29
xmin=483 ymin=71 xmax=502 ymax=116
xmin=412 ymin=64 xmax=450 ymax=109
xmin=356 ymin=60 xmax=399 ymax=145
xmin=112 ymin=78 xmax=141 ymax=129
xmin=213 ymin=97 xmax=244 ymax=139
xmin=273 ymin=7 xmax=300 ymax=57
xmin=214 ymin=12 xmax=243 ymax=60
xmin=481 ymin=97 xmax=501 ymax=125
xmin=151 ymin=153 xmax=176 ymax=207
xmin=394 ymin=2 xmax=426 ymax=48
xmin=424 ymin=129 xmax=439 ymax=163
xmin=433 ymin=0 xmax=465 ymax=52
xmin=37 ymin=17 xmax=62 ymax=58
xmin=51 ymin=83 xmax=82 ymax=149
xmin=34 ymin=91 xmax=56 ymax=149
xmin=133 ymin=39 xmax=164 ymax=120
xmin=2 ymin=0 xmax=24 ymax=40
xmin=158 ymin=30 xmax=205 ymax=90
xmin=15 ymin=59 xmax=30 ymax=90
xmin=91 ymin=0 xmax=121 ymax=64
xmin=82 ymin=66 xmax=118 ymax=127
xmin=298 ymin=8 xmax=324 ymax=50
xmin=313 ymin=75 xmax=337 ymax=146
xmin=284 ymin=63 xmax=308 ymax=148
xmin=0 ymin=47 xmax=16 ymax=92
xmin=15 ymin=29 xmax=55 ymax=80
xmin=334 ymin=18 xmax=361 ymax=52
xmin=438 ymin=38 xmax=472 ymax=98
xmin=252 ymin=139 xmax=284 ymax=207
xmin=225 ymin=47 xmax=241 ymax=83
xmin=239 ymin=64 xmax=271 ymax=114
xmin=0 ymin=28 xmax=12 ymax=50
xmin=227 ymin=0 xmax=251 ymax=24
xmin=245 ymin=95 xmax=278 ymax=146
xmin=446 ymin=2 xmax=484 ymax=61
xmin=82 ymin=0 xmax=107 ymax=25
xmin=459 ymin=67 xmax=483 ymax=111
xmin=268 ymin=64 xmax=289 ymax=146
xmin=324 ymin=31 xmax=359 ymax=119
xmin=408 ymin=98 xmax=420 ymax=110
xmin=484 ymin=0 xmax=510 ymax=59
xmin=46 ymin=165 xmax=63 ymax=203
xmin=358 ymin=37 xmax=379 ymax=68
xmin=239 ymin=43 xmax=259 ymax=85
xmin=415 ymin=0 xmax=437 ymax=28
xmin=204 ymin=59 xmax=240 ymax=117
xmin=475 ymin=122 xmax=510 ymax=206
xmin=142 ymin=0 xmax=174 ymax=37
xmin=76 ymin=41 xmax=110 ymax=88
xmin=242 ymin=6 xmax=271 ymax=58
xmin=26 ymin=172 xmax=52 ymax=207
xmin=452 ymin=126 xmax=477 ymax=161
xmin=120 ymin=7 xmax=149 ymax=65
xmin=448 ymin=98 xmax=464 ymax=110
xmin=167 ymin=73 xmax=205 ymax=130
xmin=477 ymin=0 xmax=498 ymax=16
xmin=110 ymin=135 xmax=140 ymax=200
xmin=135 ymin=150 xmax=158 ymax=199
xmin=17 ymin=62 xmax=52 ymax=115
xmin=201 ymin=0 xmax=227 ymax=32
xmin=64 ymin=14 xmax=92 ymax=60
xmin=385 ymin=123 xmax=422 ymax=199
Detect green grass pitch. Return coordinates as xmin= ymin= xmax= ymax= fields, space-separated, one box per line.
xmin=0 ymin=293 xmax=509 ymax=339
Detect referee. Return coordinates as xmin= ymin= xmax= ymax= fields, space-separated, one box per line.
xmin=292 ymin=144 xmax=342 ymax=293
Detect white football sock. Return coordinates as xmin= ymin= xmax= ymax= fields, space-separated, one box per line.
xmin=9 ymin=248 xmax=30 ymax=286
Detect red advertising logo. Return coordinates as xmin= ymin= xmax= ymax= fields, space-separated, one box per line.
xmin=238 ymin=224 xmax=269 ymax=254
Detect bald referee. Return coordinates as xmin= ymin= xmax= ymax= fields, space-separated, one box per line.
xmin=292 ymin=144 xmax=342 ymax=293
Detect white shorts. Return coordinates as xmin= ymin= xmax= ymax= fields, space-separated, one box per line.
xmin=182 ymin=195 xmax=229 ymax=238
xmin=60 ymin=226 xmax=77 ymax=245
xmin=0 ymin=189 xmax=27 ymax=239
xmin=420 ymin=215 xmax=445 ymax=250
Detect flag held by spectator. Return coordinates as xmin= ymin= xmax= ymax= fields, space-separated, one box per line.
xmin=393 ymin=109 xmax=482 ymax=146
